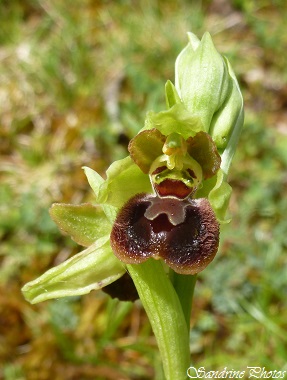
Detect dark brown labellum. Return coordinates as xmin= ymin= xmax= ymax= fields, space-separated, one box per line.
xmin=102 ymin=272 xmax=139 ymax=301
xmin=110 ymin=193 xmax=220 ymax=275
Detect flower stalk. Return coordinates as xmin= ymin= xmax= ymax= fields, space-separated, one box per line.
xmin=128 ymin=260 xmax=190 ymax=380
xmin=172 ymin=272 xmax=197 ymax=328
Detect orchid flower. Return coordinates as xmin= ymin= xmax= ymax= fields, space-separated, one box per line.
xmin=22 ymin=32 xmax=244 ymax=380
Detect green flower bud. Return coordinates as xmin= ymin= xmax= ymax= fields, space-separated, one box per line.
xmin=210 ymin=59 xmax=244 ymax=176
xmin=175 ymin=32 xmax=244 ymax=176
xmin=209 ymin=59 xmax=243 ymax=151
xmin=142 ymin=32 xmax=243 ymax=180
xmin=175 ymin=32 xmax=231 ymax=133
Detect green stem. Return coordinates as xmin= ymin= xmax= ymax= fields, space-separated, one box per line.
xmin=172 ymin=273 xmax=197 ymax=329
xmin=127 ymin=259 xmax=190 ymax=380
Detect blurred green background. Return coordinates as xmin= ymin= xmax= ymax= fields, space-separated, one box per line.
xmin=1 ymin=0 xmax=287 ymax=379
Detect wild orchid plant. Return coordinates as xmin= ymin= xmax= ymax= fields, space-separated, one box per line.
xmin=22 ymin=32 xmax=244 ymax=380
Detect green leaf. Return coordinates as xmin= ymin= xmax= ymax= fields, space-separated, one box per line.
xmin=21 ymin=236 xmax=126 ymax=304
xmin=98 ymin=156 xmax=152 ymax=207
xmin=49 ymin=203 xmax=111 ymax=247
xmin=128 ymin=128 xmax=166 ymax=173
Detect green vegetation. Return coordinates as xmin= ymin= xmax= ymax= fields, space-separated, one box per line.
xmin=1 ymin=1 xmax=287 ymax=379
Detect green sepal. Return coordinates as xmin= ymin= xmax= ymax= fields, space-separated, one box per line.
xmin=83 ymin=166 xmax=118 ymax=223
xmin=21 ymin=235 xmax=126 ymax=304
xmin=208 ymin=169 xmax=232 ymax=223
xmin=217 ymin=60 xmax=244 ymax=176
xmin=186 ymin=31 xmax=200 ymax=49
xmin=187 ymin=131 xmax=221 ymax=179
xmin=165 ymin=80 xmax=181 ymax=108
xmin=97 ymin=156 xmax=152 ymax=207
xmin=49 ymin=203 xmax=111 ymax=247
xmin=175 ymin=32 xmax=231 ymax=132
xmin=144 ymin=104 xmax=203 ymax=139
xmin=196 ymin=169 xmax=232 ymax=223
xmin=82 ymin=166 xmax=104 ymax=197
xmin=128 ymin=129 xmax=166 ymax=174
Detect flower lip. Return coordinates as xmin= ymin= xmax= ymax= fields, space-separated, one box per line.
xmin=110 ymin=193 xmax=220 ymax=275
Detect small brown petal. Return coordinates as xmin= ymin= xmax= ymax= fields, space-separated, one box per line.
xmin=186 ymin=131 xmax=221 ymax=179
xmin=128 ymin=129 xmax=166 ymax=173
xmin=110 ymin=193 xmax=219 ymax=275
